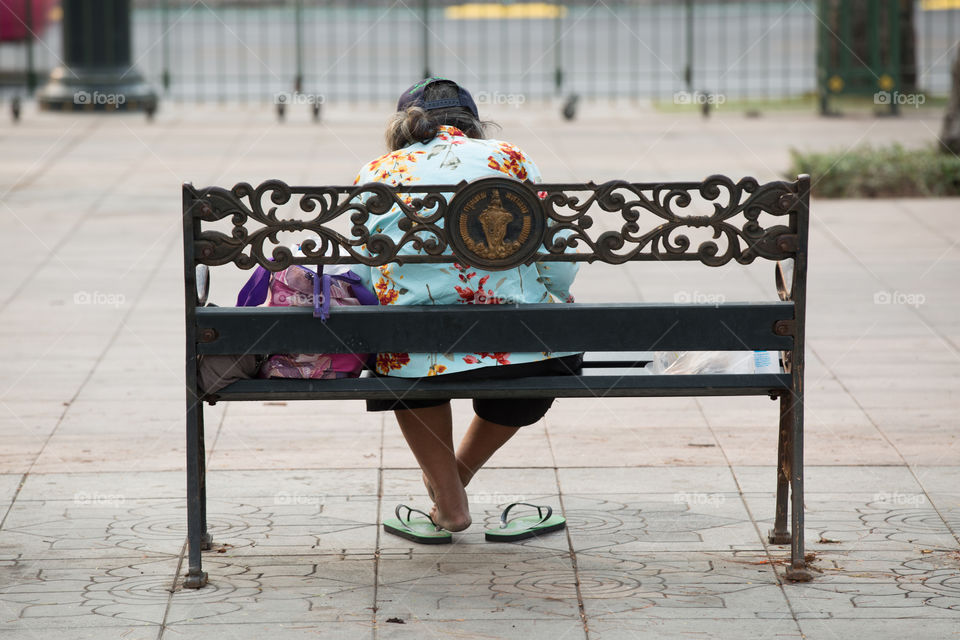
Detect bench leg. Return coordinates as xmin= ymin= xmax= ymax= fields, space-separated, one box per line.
xmin=768 ymin=395 xmax=792 ymax=545
xmin=184 ymin=398 xmax=208 ymax=589
xmin=785 ymin=389 xmax=813 ymax=582
xmin=197 ymin=404 xmax=213 ymax=550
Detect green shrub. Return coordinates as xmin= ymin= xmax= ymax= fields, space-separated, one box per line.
xmin=786 ymin=144 xmax=960 ymax=198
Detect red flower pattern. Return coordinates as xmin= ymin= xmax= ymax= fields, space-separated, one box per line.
xmin=487 ymin=143 xmax=528 ymax=180
xmin=377 ymin=352 xmax=411 ymax=374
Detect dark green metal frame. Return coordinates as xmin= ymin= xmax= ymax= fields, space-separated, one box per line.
xmin=181 ymin=174 xmax=812 ymax=588
xmin=817 ymin=0 xmax=902 ymax=114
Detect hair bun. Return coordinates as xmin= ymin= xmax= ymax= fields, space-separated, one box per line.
xmin=399 ymin=106 xmax=438 ymax=146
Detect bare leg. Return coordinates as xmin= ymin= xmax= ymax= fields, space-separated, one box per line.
xmin=423 ymin=414 xmax=521 ymax=501
xmin=457 ymin=415 xmax=521 ymax=486
xmin=394 ymin=404 xmax=471 ymax=532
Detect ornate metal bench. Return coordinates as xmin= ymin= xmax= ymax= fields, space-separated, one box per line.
xmin=181 ymin=174 xmax=812 ymax=588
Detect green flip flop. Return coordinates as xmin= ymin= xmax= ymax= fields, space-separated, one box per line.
xmin=485 ymin=502 xmax=566 ymax=542
xmin=383 ymin=504 xmax=452 ymax=544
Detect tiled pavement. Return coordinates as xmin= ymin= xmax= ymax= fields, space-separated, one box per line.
xmin=0 ymin=102 xmax=958 ymax=639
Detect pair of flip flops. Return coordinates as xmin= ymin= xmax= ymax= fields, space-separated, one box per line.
xmin=382 ymin=502 xmax=566 ymax=544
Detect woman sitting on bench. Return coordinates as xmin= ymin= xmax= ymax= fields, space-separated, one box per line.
xmin=353 ymin=78 xmax=580 ymax=542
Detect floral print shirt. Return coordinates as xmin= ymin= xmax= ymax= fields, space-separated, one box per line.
xmin=352 ymin=125 xmax=579 ymax=378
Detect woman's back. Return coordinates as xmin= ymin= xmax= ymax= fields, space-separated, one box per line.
xmin=351 ymin=96 xmax=578 ymax=377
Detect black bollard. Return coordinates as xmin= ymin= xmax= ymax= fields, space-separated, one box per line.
xmin=37 ymin=0 xmax=157 ymax=114
xmin=562 ymin=94 xmax=579 ymax=121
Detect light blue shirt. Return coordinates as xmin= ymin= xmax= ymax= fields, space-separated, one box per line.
xmin=352 ymin=125 xmax=578 ymax=378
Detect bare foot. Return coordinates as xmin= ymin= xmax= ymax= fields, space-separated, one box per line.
xmin=429 ymin=492 xmax=472 ymax=532
xmin=420 ymin=466 xmax=472 ymax=532
xmin=422 ymin=460 xmax=474 ymax=502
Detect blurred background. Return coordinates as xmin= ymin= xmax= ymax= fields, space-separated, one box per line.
xmin=1 ymin=0 xmax=958 ymax=115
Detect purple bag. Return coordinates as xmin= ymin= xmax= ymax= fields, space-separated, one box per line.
xmin=237 ymin=265 xmax=378 ymax=379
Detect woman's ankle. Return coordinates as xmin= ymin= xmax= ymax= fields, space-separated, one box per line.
xmin=455 ymin=457 xmax=476 ymax=488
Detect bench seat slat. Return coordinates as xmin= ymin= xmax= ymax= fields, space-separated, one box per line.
xmin=207 ymin=372 xmax=791 ymax=402
xmin=196 ymin=303 xmax=794 ymax=355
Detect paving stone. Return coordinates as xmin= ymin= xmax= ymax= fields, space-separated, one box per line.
xmin=374 ymin=618 xmax=584 ymax=640
xmin=164 ymin=622 xmax=378 ymax=639
xmin=377 ymin=580 xmax=581 ymax=622
xmin=557 ymin=467 xmax=739 ymax=494
xmin=588 ymin=617 xmax=803 ymax=639
xmin=0 ymin=628 xmax=159 ymax=640
xmin=797 ymin=617 xmax=960 ymax=640
xmin=571 ymin=551 xmax=790 ymax=619
xmin=745 ymin=493 xmax=959 ymax=552
xmin=0 ymin=556 xmax=177 ymax=629
xmin=0 ymin=475 xmax=22 ymax=504
xmin=166 ymin=555 xmax=375 ymax=625
xmin=733 ymin=465 xmax=925 ymax=495
xmin=557 ymin=494 xmax=765 ymax=554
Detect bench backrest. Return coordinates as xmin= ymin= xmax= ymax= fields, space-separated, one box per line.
xmin=182 ymin=175 xmax=809 ymax=363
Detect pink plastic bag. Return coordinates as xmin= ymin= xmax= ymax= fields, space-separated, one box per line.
xmin=237 ymin=265 xmax=376 ymax=379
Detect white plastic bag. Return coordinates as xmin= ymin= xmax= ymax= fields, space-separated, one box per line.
xmin=645 ymin=351 xmax=780 ymax=375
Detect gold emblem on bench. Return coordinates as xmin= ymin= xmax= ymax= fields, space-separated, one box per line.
xmin=446 ymin=177 xmax=545 ymax=270
xmin=460 ymin=189 xmax=532 ymax=260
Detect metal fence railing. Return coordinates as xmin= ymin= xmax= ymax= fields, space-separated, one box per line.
xmin=1 ymin=0 xmax=958 ymax=106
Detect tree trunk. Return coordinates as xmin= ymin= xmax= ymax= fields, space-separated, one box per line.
xmin=940 ymin=49 xmax=960 ymax=156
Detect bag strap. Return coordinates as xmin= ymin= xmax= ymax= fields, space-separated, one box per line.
xmin=236 ymin=265 xmax=270 ymax=307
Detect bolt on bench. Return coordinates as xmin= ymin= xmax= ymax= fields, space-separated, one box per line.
xmin=182 ymin=174 xmax=812 ymax=588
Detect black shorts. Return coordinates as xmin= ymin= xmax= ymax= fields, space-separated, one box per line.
xmin=366 ymin=354 xmax=584 ymax=427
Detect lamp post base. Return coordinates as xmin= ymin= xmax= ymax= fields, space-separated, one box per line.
xmin=37 ymin=65 xmax=157 ymax=116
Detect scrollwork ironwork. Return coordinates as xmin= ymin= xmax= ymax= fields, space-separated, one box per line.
xmin=185 ymin=175 xmax=803 ymax=270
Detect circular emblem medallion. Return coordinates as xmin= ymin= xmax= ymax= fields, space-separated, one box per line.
xmin=446 ymin=177 xmax=545 ymax=271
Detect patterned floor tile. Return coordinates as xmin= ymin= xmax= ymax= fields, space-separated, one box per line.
xmin=744 ymin=493 xmax=959 ymax=551
xmin=1 ymin=495 xmax=381 ymax=561
xmin=167 ymin=555 xmax=375 ymax=625
xmin=733 ymin=465 xmax=925 ymax=495
xmin=570 ymin=551 xmax=789 ymax=620
xmin=0 ymin=628 xmax=159 ymax=640
xmin=0 ymin=475 xmax=23 ymax=504
xmin=555 ymin=494 xmax=764 ymax=554
xmin=557 ymin=466 xmax=739 ymax=494
xmin=375 ymin=617 xmax=584 ymax=639
xmin=797 ymin=617 xmax=960 ymax=639
xmin=588 ymin=617 xmax=803 ymax=639
xmin=0 ymin=557 xmax=177 ymax=630
xmin=164 ymin=621 xmax=377 ymax=639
